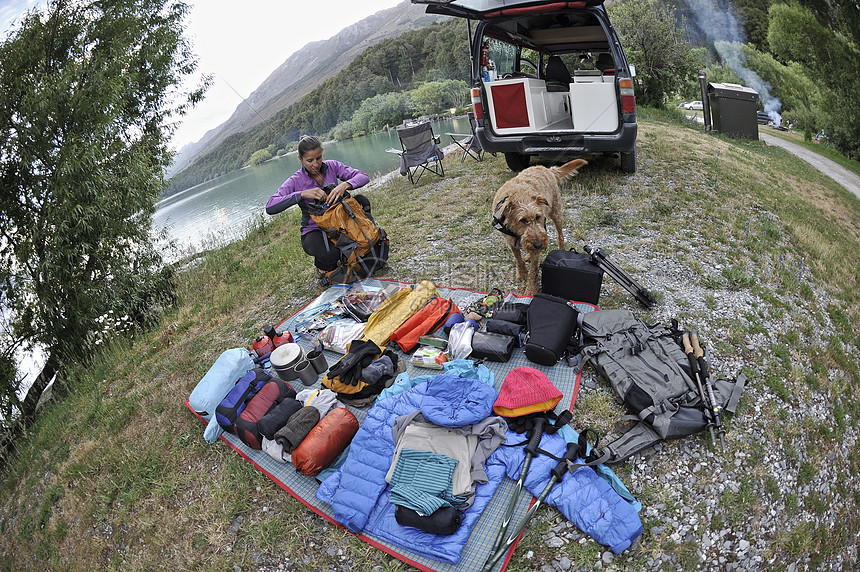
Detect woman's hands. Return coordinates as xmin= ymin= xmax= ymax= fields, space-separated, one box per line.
xmin=300 ymin=187 xmax=328 ymax=202
xmin=300 ymin=182 xmax=352 ymax=204
xmin=324 ymin=181 xmax=351 ymax=204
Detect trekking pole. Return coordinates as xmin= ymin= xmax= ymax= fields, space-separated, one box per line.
xmin=583 ymin=245 xmax=656 ymax=308
xmin=681 ymin=332 xmax=717 ymax=447
xmin=482 ymin=440 xmax=579 ymax=572
xmin=485 ymin=416 xmax=546 ymax=565
xmin=691 ymin=332 xmax=726 ymax=450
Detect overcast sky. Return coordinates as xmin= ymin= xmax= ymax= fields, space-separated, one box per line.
xmin=1 ymin=0 xmax=405 ymax=149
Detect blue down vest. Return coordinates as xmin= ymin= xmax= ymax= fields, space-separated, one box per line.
xmin=316 ymin=371 xmax=642 ymax=564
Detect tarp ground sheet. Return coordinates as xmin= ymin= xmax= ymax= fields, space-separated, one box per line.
xmin=185 ymin=279 xmax=600 ymax=572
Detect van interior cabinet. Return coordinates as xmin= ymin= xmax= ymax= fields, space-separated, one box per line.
xmin=570 ymin=77 xmax=619 ymax=132
xmin=486 ymin=78 xmax=574 ymax=134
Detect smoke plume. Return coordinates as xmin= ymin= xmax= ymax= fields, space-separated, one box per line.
xmin=684 ymin=0 xmax=782 ymax=124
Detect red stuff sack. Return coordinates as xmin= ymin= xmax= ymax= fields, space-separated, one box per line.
xmin=389 ymin=296 xmax=459 ymax=353
xmin=234 ymin=379 xmax=295 ymax=449
xmin=291 ymin=408 xmax=359 ymax=476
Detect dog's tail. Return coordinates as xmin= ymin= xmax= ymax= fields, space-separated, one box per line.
xmin=551 ymin=158 xmax=588 ymax=181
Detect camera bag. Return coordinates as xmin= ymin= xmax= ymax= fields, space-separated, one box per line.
xmin=470 ymin=331 xmax=516 ymax=362
xmin=524 ymin=293 xmax=579 ymax=366
xmin=540 ymin=249 xmax=603 ymax=305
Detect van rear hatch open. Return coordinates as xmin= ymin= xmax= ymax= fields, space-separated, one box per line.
xmin=412 ymin=0 xmax=637 ymax=173
xmin=414 ymin=0 xmax=606 ymax=20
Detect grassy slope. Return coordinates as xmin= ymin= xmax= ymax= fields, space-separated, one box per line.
xmin=1 ymin=110 xmax=858 ymax=571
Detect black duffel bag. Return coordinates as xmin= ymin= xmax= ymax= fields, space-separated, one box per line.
xmin=524 ymin=293 xmax=578 ymax=366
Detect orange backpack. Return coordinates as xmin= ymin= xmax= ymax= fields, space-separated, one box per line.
xmin=309 ymin=197 xmax=389 ymax=285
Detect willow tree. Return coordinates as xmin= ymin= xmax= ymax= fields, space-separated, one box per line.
xmin=0 ymin=0 xmax=207 ymax=431
xmin=609 ymin=0 xmax=698 ymax=107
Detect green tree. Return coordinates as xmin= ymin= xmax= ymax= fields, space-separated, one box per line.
xmin=610 ymin=0 xmax=699 ymax=107
xmin=768 ymin=2 xmax=860 ymax=158
xmin=248 ymin=148 xmax=274 ymax=166
xmin=0 ymin=0 xmax=206 ymax=433
xmin=410 ymin=80 xmax=468 ymax=115
xmin=350 ymin=92 xmax=412 ymax=135
xmin=732 ymin=0 xmax=773 ymax=50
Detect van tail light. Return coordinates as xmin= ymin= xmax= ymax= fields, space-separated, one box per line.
xmin=471 ymin=87 xmax=483 ymax=119
xmin=619 ymin=78 xmax=636 ymax=114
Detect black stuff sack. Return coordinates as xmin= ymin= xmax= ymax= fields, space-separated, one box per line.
xmin=524 ymin=293 xmax=578 ymax=366
xmin=492 ymin=302 xmax=530 ymax=325
xmin=470 ymin=331 xmax=516 ymax=362
xmin=486 ymin=319 xmax=525 ymax=346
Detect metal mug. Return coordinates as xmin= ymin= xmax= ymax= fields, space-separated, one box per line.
xmin=270 ymin=343 xmax=304 ymax=381
xmin=307 ymin=348 xmax=329 ymax=375
xmin=295 ymin=358 xmax=318 ymax=386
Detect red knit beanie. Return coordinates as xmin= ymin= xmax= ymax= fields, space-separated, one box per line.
xmin=493 ymin=367 xmax=562 ymax=417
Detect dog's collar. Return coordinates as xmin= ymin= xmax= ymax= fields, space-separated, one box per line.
xmin=492 ymin=196 xmax=522 ymax=246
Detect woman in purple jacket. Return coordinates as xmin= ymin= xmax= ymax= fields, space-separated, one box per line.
xmin=265 ymin=136 xmax=371 ymax=273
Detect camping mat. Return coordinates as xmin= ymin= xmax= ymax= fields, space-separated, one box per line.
xmin=186 ymin=279 xmax=596 ymax=572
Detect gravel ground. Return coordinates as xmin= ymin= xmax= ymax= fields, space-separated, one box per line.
xmin=520 ymin=167 xmax=860 ymax=571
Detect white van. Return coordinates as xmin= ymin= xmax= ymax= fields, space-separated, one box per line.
xmin=413 ymin=0 xmax=638 ymax=172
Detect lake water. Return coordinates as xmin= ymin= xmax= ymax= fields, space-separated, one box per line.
xmin=154 ymin=117 xmax=471 ymax=256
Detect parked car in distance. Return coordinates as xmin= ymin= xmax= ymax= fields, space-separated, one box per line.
xmin=679 ymin=100 xmax=703 ymax=110
xmin=413 ymin=0 xmax=638 ymax=173
xmin=756 ymin=111 xmax=770 ymax=124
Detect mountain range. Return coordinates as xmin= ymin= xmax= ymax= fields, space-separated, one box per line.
xmin=169 ymin=0 xmax=444 ymax=177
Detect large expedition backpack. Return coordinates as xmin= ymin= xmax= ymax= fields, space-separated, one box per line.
xmin=308 ymin=195 xmax=389 ymax=285
xmin=579 ymin=309 xmax=746 ymax=464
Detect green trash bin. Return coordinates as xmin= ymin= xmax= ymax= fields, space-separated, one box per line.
xmin=707 ymin=82 xmax=759 ymax=139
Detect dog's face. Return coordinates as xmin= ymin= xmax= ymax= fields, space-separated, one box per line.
xmin=499 ymin=196 xmax=550 ymax=252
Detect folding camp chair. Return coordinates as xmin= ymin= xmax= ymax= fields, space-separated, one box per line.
xmin=446 ymin=112 xmax=492 ymax=163
xmin=385 ymin=121 xmax=445 ymax=184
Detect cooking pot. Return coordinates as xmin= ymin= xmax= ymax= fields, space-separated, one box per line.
xmin=270 ymin=343 xmax=304 ymax=381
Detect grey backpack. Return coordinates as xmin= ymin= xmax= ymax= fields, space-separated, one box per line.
xmin=579 ymin=309 xmax=746 ymax=464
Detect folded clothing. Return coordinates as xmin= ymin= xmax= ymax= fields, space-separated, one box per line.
xmin=389 ymin=448 xmax=466 ymax=515
xmin=261 ymin=436 xmax=291 ymax=464
xmin=274 ymin=406 xmax=320 ymax=453
xmin=257 ymin=398 xmax=303 ymax=440
xmin=295 ymin=388 xmax=341 ymax=418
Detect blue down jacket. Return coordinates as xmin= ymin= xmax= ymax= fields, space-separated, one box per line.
xmin=316 ymin=371 xmax=643 ymax=563
xmin=316 ymin=373 xmax=503 ymax=564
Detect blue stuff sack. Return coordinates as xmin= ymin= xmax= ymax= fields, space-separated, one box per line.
xmin=215 ymin=368 xmax=272 ymax=433
xmin=189 ymin=348 xmax=254 ymax=420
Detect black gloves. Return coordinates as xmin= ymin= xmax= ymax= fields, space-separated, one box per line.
xmin=506 ymin=412 xmax=548 ymax=434
xmin=327 ymin=339 xmax=381 ymax=386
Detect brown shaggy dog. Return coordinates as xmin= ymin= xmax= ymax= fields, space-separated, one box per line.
xmin=492 ymin=158 xmax=588 ymax=296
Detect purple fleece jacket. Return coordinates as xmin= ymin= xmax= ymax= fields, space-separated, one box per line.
xmin=265 ymin=160 xmax=370 ymax=234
